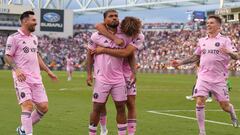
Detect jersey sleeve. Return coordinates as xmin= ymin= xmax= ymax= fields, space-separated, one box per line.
xmin=5 ymin=36 xmax=17 ymax=56
xmin=129 ymin=33 xmax=145 ymax=50
xmin=225 ymin=37 xmax=237 ymax=52
xmin=194 ymin=39 xmax=201 ymax=56
xmin=87 ymin=33 xmax=97 ymax=50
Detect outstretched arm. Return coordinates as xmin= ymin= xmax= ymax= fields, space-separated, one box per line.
xmin=171 ymin=54 xmax=200 ymax=67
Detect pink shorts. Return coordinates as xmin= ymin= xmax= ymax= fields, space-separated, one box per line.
xmin=92 ymin=80 xmax=127 ymax=103
xmin=125 ymin=77 xmax=137 ymax=96
xmin=193 ymin=79 xmax=229 ymax=102
xmin=67 ymin=67 xmax=74 ymax=72
xmin=14 ymin=81 xmax=48 ymax=104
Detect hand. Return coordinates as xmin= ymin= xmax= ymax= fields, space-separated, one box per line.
xmin=219 ymin=47 xmax=231 ymax=55
xmin=15 ymin=68 xmax=26 ymax=82
xmin=89 ymin=49 xmax=96 ymax=55
xmin=47 ymin=71 xmax=58 ymax=81
xmin=130 ymin=73 xmax=136 ymax=85
xmin=170 ymin=60 xmax=181 ymax=68
xmin=86 ymin=75 xmax=93 ymax=86
xmin=114 ymin=38 xmax=124 ymax=46
xmin=95 ymin=46 xmax=105 ymax=54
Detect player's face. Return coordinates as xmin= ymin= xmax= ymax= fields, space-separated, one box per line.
xmin=206 ymin=18 xmax=220 ymax=34
xmin=25 ymin=15 xmax=37 ymax=32
xmin=104 ymin=12 xmax=119 ymax=28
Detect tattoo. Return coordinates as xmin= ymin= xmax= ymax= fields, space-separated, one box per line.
xmin=181 ymin=55 xmax=200 ymax=65
xmin=228 ymin=52 xmax=239 ymax=60
xmin=4 ymin=55 xmax=18 ymax=70
xmin=10 ymin=63 xmax=17 ymax=70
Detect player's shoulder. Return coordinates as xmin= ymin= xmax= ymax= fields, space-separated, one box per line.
xmin=8 ymin=32 xmax=21 ymax=38
xmin=91 ymin=31 xmax=105 ymax=41
xmin=219 ymin=34 xmax=231 ymax=41
xmin=137 ymin=33 xmax=145 ymax=40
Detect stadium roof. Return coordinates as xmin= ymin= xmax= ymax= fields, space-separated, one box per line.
xmin=3 ymin=0 xmax=240 ymax=14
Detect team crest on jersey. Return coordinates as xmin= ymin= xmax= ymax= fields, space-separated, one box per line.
xmin=20 ymin=92 xmax=26 ymax=98
xmin=93 ymin=93 xmax=99 ymax=99
xmin=215 ymin=42 xmax=220 ymax=47
xmin=23 ymin=46 xmax=29 ymax=53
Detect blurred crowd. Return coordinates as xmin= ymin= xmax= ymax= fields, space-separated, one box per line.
xmin=0 ymin=22 xmax=240 ymax=71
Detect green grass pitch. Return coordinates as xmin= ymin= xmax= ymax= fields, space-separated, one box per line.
xmin=0 ymin=70 xmax=240 ymax=135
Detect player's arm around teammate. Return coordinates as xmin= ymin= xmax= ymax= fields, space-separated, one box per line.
xmin=95 ymin=23 xmax=124 ymax=46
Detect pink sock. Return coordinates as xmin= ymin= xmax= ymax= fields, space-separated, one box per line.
xmin=128 ymin=119 xmax=137 ymax=135
xmin=31 ymin=109 xmax=44 ymax=125
xmin=196 ymin=105 xmax=205 ymax=134
xmin=21 ymin=111 xmax=32 ymax=134
xmin=117 ymin=123 xmax=127 ymax=135
xmin=89 ymin=125 xmax=97 ymax=135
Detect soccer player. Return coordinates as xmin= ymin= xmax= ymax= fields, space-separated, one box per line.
xmin=87 ymin=9 xmax=140 ymax=135
xmin=4 ymin=11 xmax=58 ymax=135
xmin=171 ymin=15 xmax=239 ymax=135
xmin=93 ymin=16 xmax=144 ymax=135
xmin=66 ymin=54 xmax=74 ymax=81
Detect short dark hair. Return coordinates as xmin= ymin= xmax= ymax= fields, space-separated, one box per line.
xmin=20 ymin=11 xmax=35 ymax=22
xmin=103 ymin=9 xmax=118 ymax=19
xmin=208 ymin=15 xmax=222 ymax=24
xmin=121 ymin=16 xmax=142 ymax=37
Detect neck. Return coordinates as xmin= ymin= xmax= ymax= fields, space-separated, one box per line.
xmin=20 ymin=27 xmax=31 ymax=36
xmin=208 ymin=31 xmax=219 ymax=38
xmin=106 ymin=25 xmax=117 ymax=34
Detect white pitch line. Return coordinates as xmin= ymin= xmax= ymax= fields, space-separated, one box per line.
xmin=147 ymin=111 xmax=233 ymax=126
xmin=154 ymin=109 xmax=240 ymax=112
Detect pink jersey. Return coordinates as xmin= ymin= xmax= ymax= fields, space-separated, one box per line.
xmin=66 ymin=57 xmax=74 ymax=68
xmin=88 ymin=31 xmax=133 ymax=84
xmin=194 ymin=33 xmax=237 ymax=83
xmin=5 ymin=29 xmax=42 ymax=84
xmin=122 ymin=33 xmax=145 ymax=78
